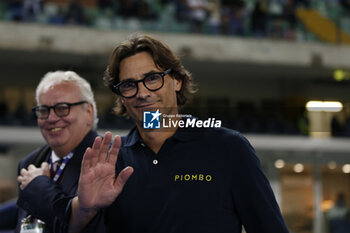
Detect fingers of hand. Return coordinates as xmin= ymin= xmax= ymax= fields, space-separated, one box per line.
xmin=82 ymin=147 xmax=92 ymax=173
xmin=41 ymin=162 xmax=50 ymax=176
xmin=98 ymin=132 xmax=112 ymax=163
xmin=27 ymin=164 xmax=36 ymax=171
xmin=41 ymin=162 xmax=49 ymax=169
xmin=18 ymin=164 xmax=49 ymax=190
xmin=17 ymin=175 xmax=27 ymax=190
xmin=90 ymin=136 xmax=102 ymax=166
xmin=92 ymin=136 xmax=103 ymax=151
xmin=20 ymin=168 xmax=28 ymax=176
xmin=112 ymin=135 xmax=122 ymax=150
xmin=26 ymin=164 xmax=41 ymax=176
xmin=107 ymin=135 xmax=121 ymax=164
xmin=18 ymin=167 xmax=31 ymax=189
xmin=20 ymin=183 xmax=26 ymax=190
xmin=17 ymin=175 xmax=23 ymax=183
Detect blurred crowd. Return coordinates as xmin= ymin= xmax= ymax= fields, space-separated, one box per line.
xmin=1 ymin=0 xmax=350 ymax=136
xmin=1 ymin=98 xmax=350 ymax=137
xmin=1 ymin=0 xmax=350 ymax=39
xmin=0 ymin=99 xmax=134 ymax=130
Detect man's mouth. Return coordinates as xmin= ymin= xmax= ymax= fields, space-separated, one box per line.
xmin=49 ymin=127 xmax=63 ymax=132
xmin=136 ymin=102 xmax=156 ymax=108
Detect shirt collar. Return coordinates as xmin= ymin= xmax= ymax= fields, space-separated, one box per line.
xmin=122 ymin=121 xmax=198 ymax=148
xmin=122 ymin=126 xmax=141 ymax=147
xmin=50 ymin=151 xmax=73 ymax=163
xmin=171 ymin=126 xmax=199 ymax=142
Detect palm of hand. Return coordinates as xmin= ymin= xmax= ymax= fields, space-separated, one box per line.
xmin=77 ymin=132 xmax=133 ymax=211
xmin=79 ymin=160 xmax=119 ymax=209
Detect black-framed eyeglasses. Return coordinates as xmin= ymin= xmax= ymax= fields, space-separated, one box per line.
xmin=112 ymin=69 xmax=172 ymax=98
xmin=32 ymin=101 xmax=88 ymax=120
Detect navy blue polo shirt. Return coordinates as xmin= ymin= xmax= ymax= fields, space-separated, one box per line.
xmin=103 ymin=126 xmax=290 ymax=233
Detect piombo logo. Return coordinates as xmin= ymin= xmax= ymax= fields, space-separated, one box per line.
xmin=143 ymin=109 xmax=162 ymax=129
xmin=174 ymin=174 xmax=213 ymax=182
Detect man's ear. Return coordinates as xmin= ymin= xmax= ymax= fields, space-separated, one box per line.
xmin=174 ymin=78 xmax=182 ymax=92
xmin=86 ymin=103 xmax=94 ymax=126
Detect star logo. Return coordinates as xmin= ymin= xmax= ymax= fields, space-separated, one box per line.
xmin=143 ymin=109 xmax=162 ymax=129
xmin=150 ymin=109 xmax=161 ymax=122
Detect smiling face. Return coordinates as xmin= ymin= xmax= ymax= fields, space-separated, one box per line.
xmin=37 ymin=82 xmax=93 ymax=157
xmin=119 ymin=52 xmax=182 ymax=124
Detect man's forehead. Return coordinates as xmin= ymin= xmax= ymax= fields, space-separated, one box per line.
xmin=41 ymin=81 xmax=80 ymax=94
xmin=39 ymin=83 xmax=80 ymax=102
xmin=119 ymin=52 xmax=158 ymax=78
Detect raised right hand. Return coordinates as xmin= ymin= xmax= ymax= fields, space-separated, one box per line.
xmin=77 ymin=131 xmax=133 ymax=211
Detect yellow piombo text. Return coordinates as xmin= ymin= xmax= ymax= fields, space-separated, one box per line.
xmin=174 ymin=174 xmax=212 ymax=182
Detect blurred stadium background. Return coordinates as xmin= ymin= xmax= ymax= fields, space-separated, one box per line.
xmin=0 ymin=0 xmax=350 ymax=232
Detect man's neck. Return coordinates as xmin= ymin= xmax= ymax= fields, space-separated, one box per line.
xmin=53 ymin=148 xmax=73 ymax=158
xmin=136 ymin=117 xmax=180 ymax=154
xmin=51 ymin=129 xmax=90 ymax=158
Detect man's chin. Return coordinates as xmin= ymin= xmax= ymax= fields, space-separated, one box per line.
xmin=134 ymin=118 xmax=143 ymax=127
xmin=44 ymin=136 xmax=66 ymax=147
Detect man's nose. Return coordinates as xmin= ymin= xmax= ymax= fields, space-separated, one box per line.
xmin=136 ymin=82 xmax=151 ymax=99
xmin=46 ymin=108 xmax=60 ymax=121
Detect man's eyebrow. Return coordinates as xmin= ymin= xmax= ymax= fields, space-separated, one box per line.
xmin=120 ymin=78 xmax=136 ymax=82
xmin=144 ymin=70 xmax=160 ymax=75
xmin=121 ymin=70 xmax=161 ymax=82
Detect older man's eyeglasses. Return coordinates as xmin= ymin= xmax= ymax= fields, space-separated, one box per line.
xmin=32 ymin=101 xmax=88 ymax=120
xmin=112 ymin=69 xmax=172 ymax=98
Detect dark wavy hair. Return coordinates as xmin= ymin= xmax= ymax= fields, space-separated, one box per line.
xmin=103 ymin=34 xmax=197 ymax=116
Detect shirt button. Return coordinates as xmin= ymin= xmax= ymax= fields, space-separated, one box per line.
xmin=153 ymin=159 xmax=158 ymax=165
xmin=141 ymin=142 xmax=145 ymax=147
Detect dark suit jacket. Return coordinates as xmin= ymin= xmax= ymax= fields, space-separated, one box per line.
xmin=15 ymin=130 xmax=98 ymax=233
xmin=0 ymin=199 xmax=17 ymax=230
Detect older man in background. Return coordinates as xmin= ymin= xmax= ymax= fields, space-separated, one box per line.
xmin=15 ymin=71 xmax=100 ymax=233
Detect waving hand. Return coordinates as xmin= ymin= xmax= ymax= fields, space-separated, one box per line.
xmin=69 ymin=132 xmax=133 ymax=233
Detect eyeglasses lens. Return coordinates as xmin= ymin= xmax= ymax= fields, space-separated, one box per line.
xmin=119 ymin=73 xmax=163 ymax=98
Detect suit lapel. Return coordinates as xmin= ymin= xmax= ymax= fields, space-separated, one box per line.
xmin=58 ymin=150 xmax=82 ymax=194
xmin=32 ymin=145 xmax=51 ymax=166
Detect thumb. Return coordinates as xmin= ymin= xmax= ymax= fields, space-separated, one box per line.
xmin=114 ymin=166 xmax=134 ymax=191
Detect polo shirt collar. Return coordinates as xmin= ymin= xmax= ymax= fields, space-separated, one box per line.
xmin=171 ymin=126 xmax=198 ymax=142
xmin=123 ymin=123 xmax=197 ymax=148
xmin=123 ymin=126 xmax=140 ymax=147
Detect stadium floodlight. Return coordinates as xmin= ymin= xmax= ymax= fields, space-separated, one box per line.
xmin=334 ymin=69 xmax=350 ymax=81
xmin=293 ymin=163 xmax=304 ymax=173
xmin=306 ymin=101 xmax=343 ymax=112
